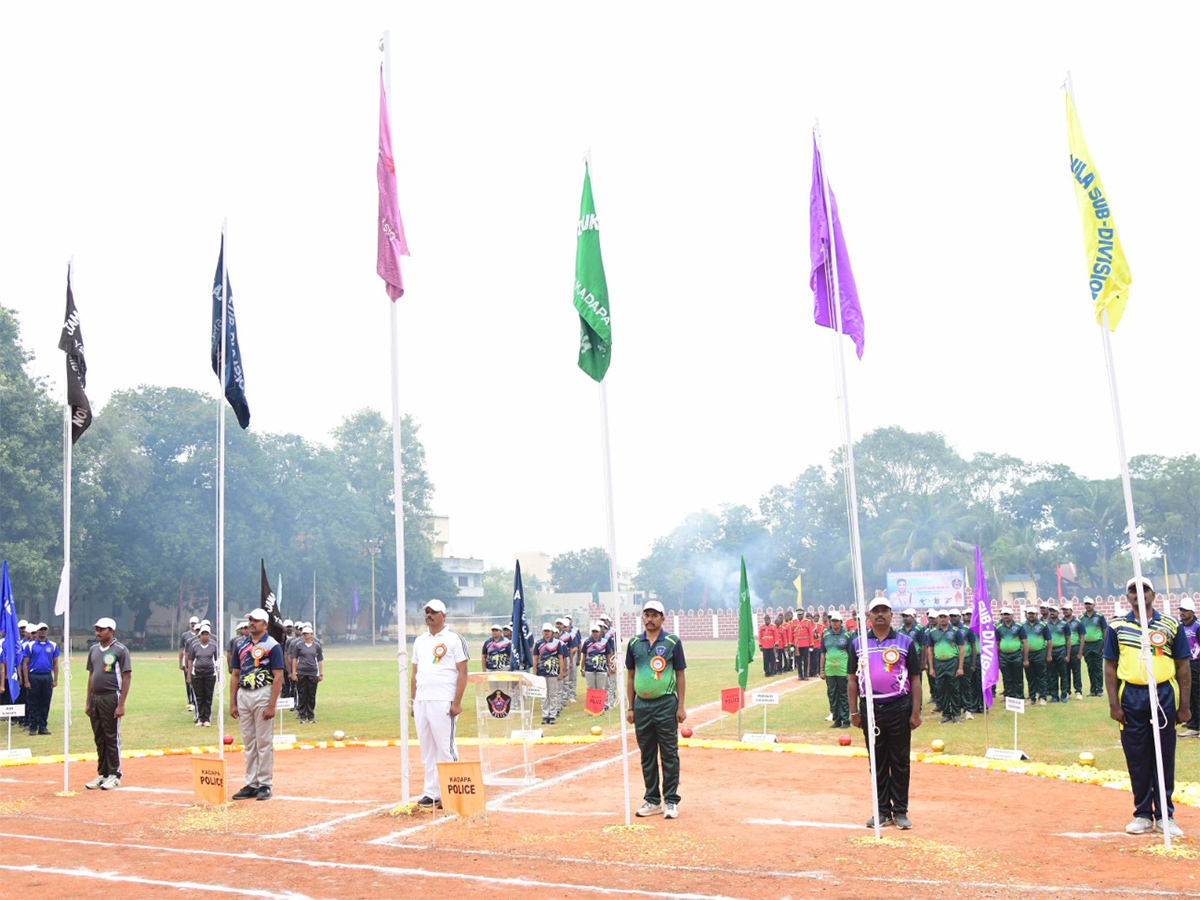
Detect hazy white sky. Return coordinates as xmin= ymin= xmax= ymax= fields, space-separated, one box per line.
xmin=3 ymin=3 xmax=1196 ymax=572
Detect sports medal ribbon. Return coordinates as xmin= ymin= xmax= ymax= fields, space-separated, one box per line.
xmin=251 ymin=645 xmax=266 ymax=665
xmin=1149 ymin=630 xmax=1167 ymax=657
xmin=433 ymin=643 xmax=447 ymax=664
xmin=881 ymin=646 xmax=901 ymax=673
xmin=650 ymin=655 xmax=667 ymax=680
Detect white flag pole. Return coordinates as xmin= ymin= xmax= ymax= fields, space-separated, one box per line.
xmin=216 ymin=219 xmax=228 ymax=761
xmin=814 ymin=122 xmax=881 ymax=839
xmin=588 ymin=149 xmax=633 ymax=827
xmin=1067 ymin=72 xmax=1172 ymax=849
xmin=62 ymin=258 xmax=74 ymax=793
xmin=381 ymin=29 xmax=412 ymax=803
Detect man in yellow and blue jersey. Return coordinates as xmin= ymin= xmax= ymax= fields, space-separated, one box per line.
xmin=1104 ymin=576 xmax=1191 ymax=837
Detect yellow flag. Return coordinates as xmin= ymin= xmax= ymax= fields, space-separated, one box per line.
xmin=1066 ymin=91 xmax=1132 ymax=330
xmin=793 ymin=572 xmax=803 ymax=610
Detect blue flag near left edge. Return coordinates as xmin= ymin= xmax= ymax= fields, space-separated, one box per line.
xmin=510 ymin=561 xmax=533 ymax=671
xmin=210 ymin=235 xmax=251 ymax=429
xmin=1 ymin=561 xmax=24 ymax=701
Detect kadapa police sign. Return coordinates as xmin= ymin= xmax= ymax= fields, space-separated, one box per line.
xmin=192 ymin=756 xmax=227 ymax=805
xmin=436 ymin=760 xmax=486 ymax=817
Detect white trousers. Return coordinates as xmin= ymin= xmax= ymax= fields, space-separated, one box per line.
xmin=414 ymin=700 xmax=458 ymax=801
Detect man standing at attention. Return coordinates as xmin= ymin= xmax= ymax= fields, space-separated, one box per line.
xmin=847 ymin=596 xmax=922 ymax=829
xmin=85 ymin=617 xmax=132 ymax=790
xmin=794 ymin=612 xmax=813 ymax=680
xmin=1080 ymin=598 xmax=1108 ymax=697
xmin=819 ymin=611 xmax=852 ymax=728
xmin=1176 ymin=597 xmax=1199 ymax=738
xmin=927 ymin=610 xmax=963 ymax=724
xmin=230 ymin=608 xmax=284 ymax=801
xmin=179 ymin=615 xmax=199 ymax=713
xmin=626 ymin=599 xmax=687 ymax=820
xmin=758 ymin=613 xmax=778 ymax=677
xmin=1024 ymin=607 xmax=1052 ymax=705
xmin=292 ymin=625 xmax=324 ymax=725
xmin=994 ymin=608 xmax=1027 ymax=699
xmin=23 ymin=623 xmax=59 ymax=736
xmin=1105 ymin=577 xmax=1191 ymax=836
xmin=1046 ymin=604 xmax=1073 ymax=704
xmin=481 ymin=624 xmax=512 ymax=671
xmin=410 ymin=598 xmax=469 ymax=810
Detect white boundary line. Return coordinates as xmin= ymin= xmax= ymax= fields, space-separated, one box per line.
xmin=0 ymin=833 xmax=748 ymax=900
xmin=118 ymin=785 xmax=372 ymax=805
xmin=0 ymin=863 xmax=320 ymax=899
xmin=264 ymin=803 xmax=398 ymax=839
xmin=747 ymin=817 xmax=862 ymax=830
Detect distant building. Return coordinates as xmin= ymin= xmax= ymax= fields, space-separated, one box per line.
xmin=424 ymin=514 xmax=481 ymax=615
xmin=515 ymin=551 xmax=552 ymax=587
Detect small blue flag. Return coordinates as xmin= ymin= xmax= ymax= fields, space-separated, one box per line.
xmin=510 ymin=561 xmax=534 ymax=671
xmin=211 ymin=234 xmax=251 ymax=429
xmin=1 ymin=561 xmax=24 ymax=701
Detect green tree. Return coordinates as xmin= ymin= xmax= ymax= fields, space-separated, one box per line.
xmin=551 ymin=547 xmax=612 ymax=592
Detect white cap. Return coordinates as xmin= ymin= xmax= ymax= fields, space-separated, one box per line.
xmin=1000 ymin=607 xmax=1013 ymax=614
xmin=423 ymin=599 xmax=447 ymax=614
xmin=590 ymin=621 xmax=602 ymax=631
xmin=948 ymin=608 xmax=961 ymax=616
xmin=600 ymin=614 xmax=612 ymax=623
xmin=491 ymin=624 xmax=502 ymax=631
xmin=936 ymin=609 xmax=949 ymax=617
xmin=17 ymin=619 xmax=27 ymax=629
xmin=189 ymin=616 xmax=199 ymax=624
xmin=1061 ymin=601 xmax=1074 ymax=611
xmin=1180 ymin=598 xmax=1196 ymax=612
xmin=248 ymin=608 xmax=269 ymax=622
xmin=302 ymin=625 xmax=314 ymax=634
xmin=541 ymin=622 xmax=555 ymax=631
xmin=829 ymin=610 xmax=843 ymax=620
xmin=564 ymin=615 xmax=573 ymax=623
xmin=283 ymin=619 xmax=293 ymax=627
xmin=1084 ymin=597 xmax=1095 ymax=605
xmin=903 ymin=607 xmax=917 ymax=616
xmin=94 ymin=617 xmax=117 ymax=630
xmin=199 ymin=624 xmax=211 ymax=633
xmin=1126 ymin=576 xmax=1155 ymax=593
xmin=36 ymin=622 xmax=48 ymax=631
xmin=643 ymin=600 xmax=665 ymax=614
xmin=868 ymin=597 xmax=891 ymax=611
xmin=555 ymin=617 xmax=566 ymax=625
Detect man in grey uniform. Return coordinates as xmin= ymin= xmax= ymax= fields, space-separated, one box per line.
xmin=85 ymin=617 xmax=132 ymax=790
xmin=230 ymin=608 xmax=284 ymax=801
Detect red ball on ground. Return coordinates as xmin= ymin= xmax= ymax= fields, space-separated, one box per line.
xmin=838 ymin=735 xmax=852 ymax=746
xmin=223 ymin=735 xmax=234 ymax=745
xmin=680 ymin=727 xmax=693 ymax=738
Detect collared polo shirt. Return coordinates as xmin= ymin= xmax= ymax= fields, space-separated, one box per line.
xmin=626 ymin=631 xmax=686 ymax=700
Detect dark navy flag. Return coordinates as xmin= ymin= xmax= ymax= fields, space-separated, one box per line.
xmin=211 ymin=235 xmax=250 ymax=429
xmin=1 ymin=561 xmax=24 ymax=700
xmin=510 ymin=561 xmax=534 ymax=671
xmin=59 ymin=265 xmax=92 ymax=443
xmin=261 ymin=560 xmax=285 ymax=647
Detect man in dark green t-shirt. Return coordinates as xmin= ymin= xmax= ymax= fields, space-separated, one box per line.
xmin=626 ymin=600 xmax=687 ymax=820
xmin=994 ymin=608 xmax=1027 ymax=699
xmin=820 ymin=611 xmax=853 ymax=727
xmin=927 ymin=611 xmax=964 ymax=723
xmin=1046 ymin=606 xmax=1073 ymax=703
xmin=1079 ymin=598 xmax=1108 ymax=697
xmin=1024 ymin=607 xmax=1052 ymax=705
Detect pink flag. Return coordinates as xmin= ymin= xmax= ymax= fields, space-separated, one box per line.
xmin=377 ymin=69 xmax=409 ymax=300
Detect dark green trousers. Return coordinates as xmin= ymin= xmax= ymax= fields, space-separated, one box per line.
xmin=999 ymin=654 xmax=1024 ymax=698
xmin=826 ymin=675 xmax=849 ymax=726
xmin=633 ymin=693 xmax=680 ymax=806
xmin=1048 ymin=656 xmax=1070 ymax=698
xmin=1026 ymin=658 xmax=1048 ymax=700
xmin=1069 ymin=654 xmax=1084 ymax=695
xmin=934 ymin=658 xmax=960 ymax=718
xmin=1084 ymin=645 xmax=1104 ymax=695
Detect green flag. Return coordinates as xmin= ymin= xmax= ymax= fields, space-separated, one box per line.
xmin=573 ymin=163 xmax=611 ymax=381
xmin=735 ymin=556 xmax=755 ymax=690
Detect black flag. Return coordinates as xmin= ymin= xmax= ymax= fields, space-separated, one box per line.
xmin=211 ymin=235 xmax=251 ymax=429
xmin=260 ymin=559 xmax=285 ymax=647
xmin=59 ymin=265 xmax=92 ymax=443
xmin=510 ymin=561 xmax=534 ymax=671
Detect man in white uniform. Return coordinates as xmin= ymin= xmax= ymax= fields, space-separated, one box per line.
xmin=410 ymin=598 xmax=469 ymax=809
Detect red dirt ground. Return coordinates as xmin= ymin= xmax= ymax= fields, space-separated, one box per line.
xmin=3 ymin=713 xmax=1199 ymax=899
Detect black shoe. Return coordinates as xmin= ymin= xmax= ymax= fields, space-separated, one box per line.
xmin=830 ymin=722 xmax=841 ymax=728
xmin=29 ymin=727 xmax=38 ymax=736
xmin=256 ymin=786 xmax=272 ymax=801
xmin=417 ymin=795 xmax=435 ymax=809
xmin=232 ymin=785 xmax=258 ymax=800
xmin=548 ymin=717 xmax=557 ymax=725
xmin=435 ymin=799 xmax=443 ymax=810
xmin=38 ymin=727 xmax=51 ymax=735
xmin=866 ymin=815 xmax=894 ymax=828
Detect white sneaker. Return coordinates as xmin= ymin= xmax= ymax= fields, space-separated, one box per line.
xmin=963 ymin=711 xmax=974 ymax=720
xmin=84 ymin=775 xmax=105 ymax=790
xmin=635 ymin=802 xmax=663 ymax=817
xmin=1157 ymin=818 xmax=1185 ymax=837
xmin=664 ymin=803 xmax=679 ymax=819
xmin=825 ymin=713 xmax=834 ymax=722
xmin=1038 ymin=698 xmax=1047 ymax=706
xmin=1126 ymin=816 xmax=1154 ymax=835
xmin=1075 ymin=692 xmax=1083 ymax=700
xmin=99 ymin=775 xmax=121 ymax=791
xmin=1181 ymin=729 xmax=1200 ymax=738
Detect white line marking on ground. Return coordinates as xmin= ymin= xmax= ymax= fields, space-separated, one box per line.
xmin=747 ymin=817 xmax=863 ymax=830
xmin=118 ymin=785 xmax=371 ymax=805
xmin=496 ymin=807 xmax=613 ymax=817
xmin=1056 ymin=831 xmax=1140 ymax=839
xmin=366 ymin=815 xmax=456 ymax=842
xmin=0 ymin=863 xmax=322 ymax=899
xmin=0 ymin=833 xmax=750 ymax=900
xmin=853 ymin=874 xmax=1200 ymax=897
xmin=263 ymin=803 xmax=397 ymax=839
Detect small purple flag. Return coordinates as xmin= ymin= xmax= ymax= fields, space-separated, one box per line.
xmin=377 ymin=69 xmax=409 ymax=301
xmin=971 ymin=545 xmax=999 ymax=710
xmin=810 ymin=136 xmax=865 ymax=358
xmin=353 ymin=582 xmax=360 ymax=619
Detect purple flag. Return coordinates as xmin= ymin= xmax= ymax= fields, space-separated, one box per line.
xmin=353 ymin=582 xmax=360 ymax=619
xmin=377 ymin=69 xmax=409 ymax=301
xmin=970 ymin=545 xmax=999 ymax=710
xmin=809 ymin=136 xmax=865 ymax=358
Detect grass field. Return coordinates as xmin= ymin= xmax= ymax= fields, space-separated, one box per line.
xmin=10 ymin=639 xmax=1198 ymax=775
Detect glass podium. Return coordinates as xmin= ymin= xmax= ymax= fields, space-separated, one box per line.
xmin=468 ymin=671 xmax=543 ymax=786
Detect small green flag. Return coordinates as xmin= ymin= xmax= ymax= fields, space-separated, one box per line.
xmin=735 ymin=556 xmax=755 ymax=690
xmin=573 ymin=163 xmax=611 ymax=381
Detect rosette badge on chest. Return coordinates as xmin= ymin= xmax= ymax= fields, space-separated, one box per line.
xmin=433 ymin=643 xmax=447 ymax=663
xmin=650 ymin=649 xmax=668 ymax=680
xmin=881 ymin=647 xmax=901 ymax=673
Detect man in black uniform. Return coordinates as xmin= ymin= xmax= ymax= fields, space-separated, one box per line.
xmin=178 ymin=616 xmax=199 ymax=712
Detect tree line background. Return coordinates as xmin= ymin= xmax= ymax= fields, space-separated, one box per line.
xmin=5 ymin=304 xmax=1198 ymax=629
xmin=1 ymin=306 xmax=456 ymax=633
